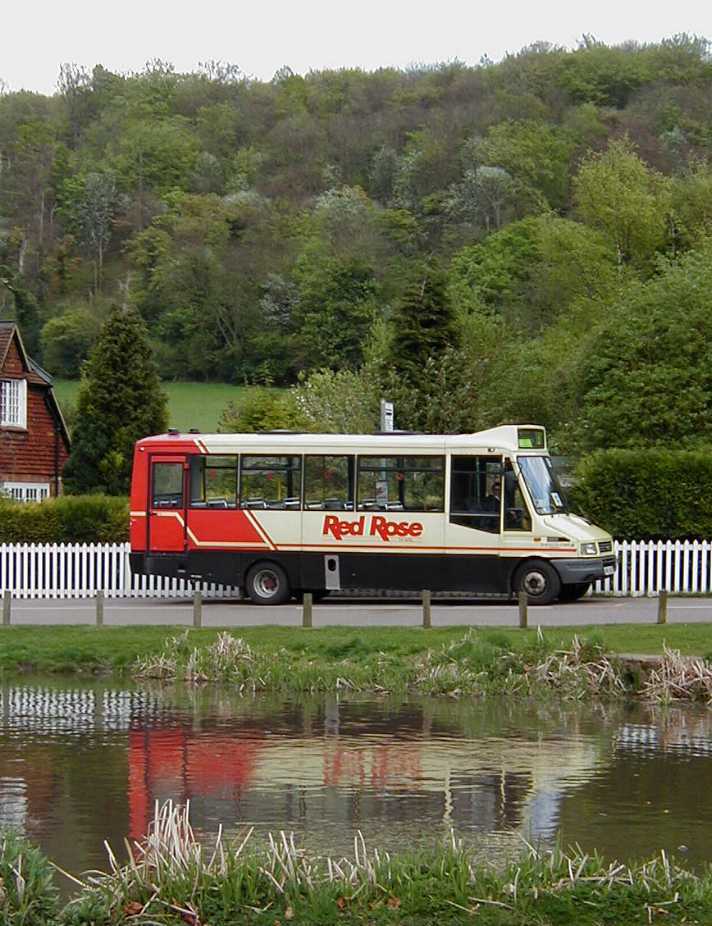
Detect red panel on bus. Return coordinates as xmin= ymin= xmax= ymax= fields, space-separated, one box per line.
xmin=186 ymin=509 xmax=268 ymax=549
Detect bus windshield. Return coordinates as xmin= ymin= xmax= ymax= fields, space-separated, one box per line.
xmin=517 ymin=456 xmax=567 ymax=515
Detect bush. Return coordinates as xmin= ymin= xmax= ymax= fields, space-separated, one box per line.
xmin=0 ymin=495 xmax=128 ymax=543
xmin=40 ymin=309 xmax=101 ymax=378
xmin=290 ymin=368 xmax=380 ymax=433
xmin=571 ymin=449 xmax=712 ymax=539
xmin=219 ymin=388 xmax=295 ymax=432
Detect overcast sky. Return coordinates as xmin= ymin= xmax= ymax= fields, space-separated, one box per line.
xmin=3 ymin=0 xmax=711 ymax=95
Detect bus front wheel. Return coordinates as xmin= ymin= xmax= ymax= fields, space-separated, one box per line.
xmin=513 ymin=560 xmax=561 ymax=605
xmin=245 ymin=562 xmax=290 ymax=605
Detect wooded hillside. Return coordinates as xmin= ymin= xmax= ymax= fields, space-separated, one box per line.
xmin=2 ymin=37 xmax=712 ymax=449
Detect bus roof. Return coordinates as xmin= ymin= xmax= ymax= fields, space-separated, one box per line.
xmin=135 ymin=425 xmax=547 ymax=454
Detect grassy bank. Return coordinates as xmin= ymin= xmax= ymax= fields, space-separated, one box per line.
xmin=3 ymin=802 xmax=712 ymax=925
xmin=2 ymin=624 xmax=712 ymax=698
xmin=53 ymin=380 xmax=283 ymax=432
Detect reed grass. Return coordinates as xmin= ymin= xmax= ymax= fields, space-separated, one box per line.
xmin=641 ymin=645 xmax=712 ymax=703
xmin=6 ymin=801 xmax=710 ymax=924
xmin=133 ymin=629 xmax=632 ymax=700
xmin=0 ymin=831 xmax=60 ymax=926
xmin=135 ymin=630 xmax=712 ymax=702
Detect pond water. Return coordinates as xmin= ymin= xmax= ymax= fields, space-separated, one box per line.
xmin=1 ymin=677 xmax=712 ymax=884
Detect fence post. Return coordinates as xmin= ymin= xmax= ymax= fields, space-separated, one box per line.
xmin=2 ymin=591 xmax=10 ymax=627
xmin=518 ymin=591 xmax=528 ymax=629
xmin=95 ymin=590 xmax=104 ymax=627
xmin=302 ymin=592 xmax=313 ymax=628
xmin=193 ymin=590 xmax=203 ymax=628
xmin=657 ymin=589 xmax=668 ymax=625
xmin=422 ymin=590 xmax=432 ymax=629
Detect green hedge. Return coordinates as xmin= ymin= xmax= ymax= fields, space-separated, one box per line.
xmin=0 ymin=495 xmax=128 ymax=543
xmin=571 ymin=449 xmax=712 ymax=540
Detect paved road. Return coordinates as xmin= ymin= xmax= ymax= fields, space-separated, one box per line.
xmin=5 ymin=595 xmax=712 ymax=627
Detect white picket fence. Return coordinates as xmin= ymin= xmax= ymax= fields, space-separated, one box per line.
xmin=0 ymin=539 xmax=711 ymax=600
xmin=0 ymin=543 xmax=237 ymax=600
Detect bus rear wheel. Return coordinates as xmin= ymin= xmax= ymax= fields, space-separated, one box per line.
xmin=513 ymin=560 xmax=561 ymax=605
xmin=245 ymin=563 xmax=290 ymax=605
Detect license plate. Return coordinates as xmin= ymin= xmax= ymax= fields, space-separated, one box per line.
xmin=603 ymin=565 xmax=615 ymax=576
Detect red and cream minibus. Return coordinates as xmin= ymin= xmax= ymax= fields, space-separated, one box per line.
xmin=129 ymin=424 xmax=615 ymax=605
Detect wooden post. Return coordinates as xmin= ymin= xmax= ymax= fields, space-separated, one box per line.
xmin=657 ymin=589 xmax=668 ymax=625
xmin=193 ymin=590 xmax=203 ymax=628
xmin=2 ymin=591 xmax=10 ymax=627
xmin=518 ymin=591 xmax=528 ymax=629
xmin=302 ymin=592 xmax=313 ymax=628
xmin=422 ymin=589 xmax=432 ymax=629
xmin=95 ymin=590 xmax=104 ymax=627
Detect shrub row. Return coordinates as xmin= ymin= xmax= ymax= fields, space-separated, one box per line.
xmin=0 ymin=495 xmax=128 ymax=544
xmin=572 ymin=449 xmax=712 ymax=540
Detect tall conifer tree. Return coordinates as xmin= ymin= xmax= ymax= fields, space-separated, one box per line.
xmin=64 ymin=305 xmax=167 ymax=494
xmin=384 ymin=261 xmax=462 ymax=431
xmin=390 ymin=262 xmax=457 ymax=380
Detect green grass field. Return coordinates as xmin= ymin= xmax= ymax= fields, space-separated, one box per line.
xmin=53 ymin=380 xmax=280 ymax=432
xmin=2 ymin=623 xmax=712 ymax=676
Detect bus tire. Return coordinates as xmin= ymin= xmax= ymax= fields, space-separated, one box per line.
xmin=245 ymin=562 xmax=290 ymax=605
xmin=513 ymin=560 xmax=561 ymax=605
xmin=558 ymin=582 xmax=591 ymax=602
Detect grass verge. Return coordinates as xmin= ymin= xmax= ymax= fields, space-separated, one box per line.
xmin=2 ymin=623 xmax=712 ymax=698
xmin=4 ymin=801 xmax=712 ymax=925
xmin=0 ymin=622 xmax=711 ymax=674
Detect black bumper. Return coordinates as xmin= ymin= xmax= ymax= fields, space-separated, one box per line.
xmin=553 ymin=556 xmax=617 ymax=585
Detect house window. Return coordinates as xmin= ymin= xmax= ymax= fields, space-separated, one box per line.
xmin=0 ymin=379 xmax=27 ymax=428
xmin=2 ymin=482 xmax=50 ymax=503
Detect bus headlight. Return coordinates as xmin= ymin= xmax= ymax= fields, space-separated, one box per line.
xmin=581 ymin=542 xmax=597 ymax=556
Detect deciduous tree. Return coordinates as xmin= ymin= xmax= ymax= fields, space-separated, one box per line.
xmin=573 ymin=138 xmax=672 ymax=269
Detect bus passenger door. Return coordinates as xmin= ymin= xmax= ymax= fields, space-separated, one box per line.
xmin=148 ymin=455 xmax=187 ymax=553
xmin=446 ymin=454 xmax=505 ymax=592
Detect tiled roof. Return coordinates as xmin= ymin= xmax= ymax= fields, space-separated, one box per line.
xmin=0 ymin=323 xmax=14 ymax=368
xmin=0 ymin=323 xmax=47 ymax=385
xmin=27 ymin=358 xmax=53 ymax=386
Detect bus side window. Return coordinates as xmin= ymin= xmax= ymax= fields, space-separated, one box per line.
xmin=449 ymin=455 xmax=501 ymax=533
xmin=357 ymin=456 xmax=444 ymax=512
xmin=304 ymin=456 xmax=354 ymax=510
xmin=189 ymin=455 xmax=238 ymax=508
xmin=503 ymin=461 xmax=532 ymax=532
xmin=151 ymin=462 xmax=184 ymax=509
xmin=240 ymin=456 xmax=302 ymax=509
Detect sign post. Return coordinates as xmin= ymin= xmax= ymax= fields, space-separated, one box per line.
xmin=378 ymin=400 xmax=394 ymax=507
xmin=380 ymin=400 xmax=394 ymax=433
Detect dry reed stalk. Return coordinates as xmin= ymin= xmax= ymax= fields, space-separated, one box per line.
xmin=642 ymin=647 xmax=712 ymax=703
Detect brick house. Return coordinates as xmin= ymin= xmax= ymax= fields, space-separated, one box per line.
xmin=0 ymin=322 xmax=70 ymax=500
